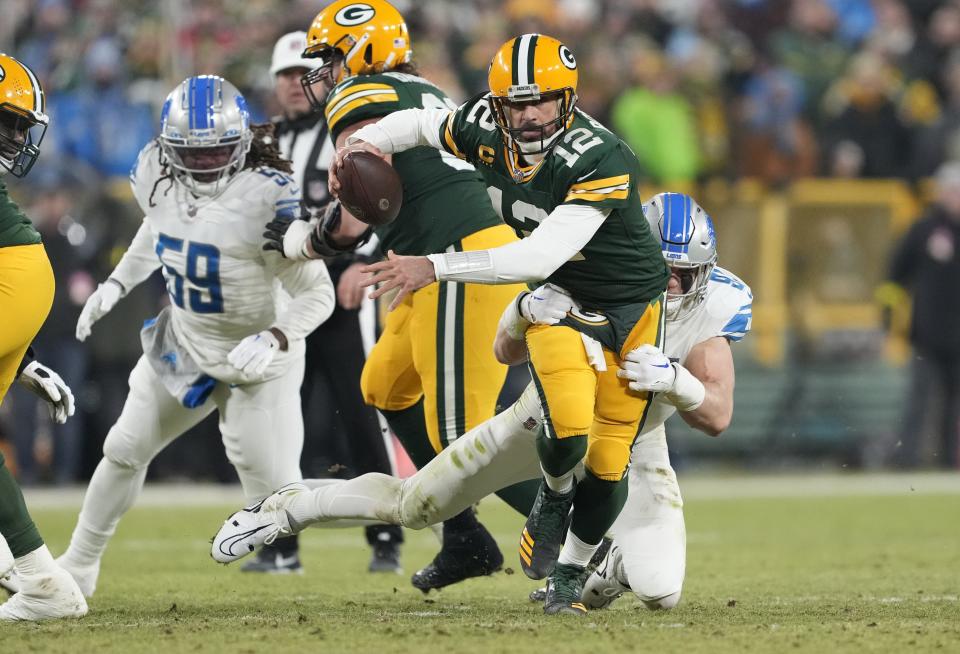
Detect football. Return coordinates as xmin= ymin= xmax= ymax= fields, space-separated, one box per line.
xmin=336 ymin=150 xmax=403 ymax=227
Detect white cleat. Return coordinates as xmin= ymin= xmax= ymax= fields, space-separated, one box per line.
xmin=1 ymin=570 xmax=21 ymax=595
xmin=581 ymin=543 xmax=631 ymax=609
xmin=0 ymin=565 xmax=87 ymax=621
xmin=55 ymin=556 xmax=100 ymax=598
xmin=211 ymin=483 xmax=306 ymax=564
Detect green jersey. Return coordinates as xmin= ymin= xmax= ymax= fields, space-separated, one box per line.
xmin=439 ymin=94 xmax=668 ymax=309
xmin=325 ymin=72 xmax=501 ymax=256
xmin=0 ymin=178 xmax=41 ymax=248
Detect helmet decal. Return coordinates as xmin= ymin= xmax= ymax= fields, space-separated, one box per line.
xmin=559 ymin=45 xmax=576 ymax=70
xmin=0 ymin=64 xmax=5 ymax=82
xmin=335 ymin=3 xmax=376 ymax=26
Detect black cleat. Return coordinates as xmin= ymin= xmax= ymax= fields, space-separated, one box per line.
xmin=368 ymin=541 xmax=402 ymax=574
xmin=411 ymin=524 xmax=504 ymax=592
xmin=240 ymin=542 xmax=303 ymax=575
xmin=519 ymin=480 xmax=574 ymax=580
xmin=543 ymin=563 xmax=588 ymax=616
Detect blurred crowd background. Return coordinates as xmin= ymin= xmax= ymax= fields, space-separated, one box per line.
xmin=2 ymin=0 xmax=959 ymax=486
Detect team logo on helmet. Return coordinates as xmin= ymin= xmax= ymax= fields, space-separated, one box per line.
xmin=335 ymin=3 xmax=376 ymax=26
xmin=558 ymin=45 xmax=576 ymax=70
xmin=0 ymin=64 xmax=5 ymax=82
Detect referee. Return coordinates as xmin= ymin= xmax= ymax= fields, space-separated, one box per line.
xmin=241 ymin=32 xmax=403 ymax=575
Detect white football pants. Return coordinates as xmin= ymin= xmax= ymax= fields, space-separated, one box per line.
xmin=64 ymin=355 xmax=304 ymax=566
xmin=289 ymin=383 xmax=687 ymax=605
xmin=608 ymin=423 xmax=686 ymax=608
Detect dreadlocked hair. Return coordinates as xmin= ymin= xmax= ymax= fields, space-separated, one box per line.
xmin=246 ymin=123 xmax=292 ymax=173
xmin=147 ymin=124 xmax=292 ymax=207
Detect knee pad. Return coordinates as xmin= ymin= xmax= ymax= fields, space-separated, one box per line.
xmin=396 ymin=477 xmax=434 ymax=530
xmin=102 ymin=426 xmax=151 ymax=470
xmin=641 ymin=590 xmax=682 ymax=611
xmin=585 ymin=437 xmax=633 ymax=482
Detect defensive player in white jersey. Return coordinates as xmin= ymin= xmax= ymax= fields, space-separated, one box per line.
xmin=56 ymin=76 xmax=334 ymax=597
xmin=212 ymin=192 xmax=751 ymax=613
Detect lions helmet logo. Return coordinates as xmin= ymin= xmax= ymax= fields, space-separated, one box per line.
xmin=335 ymin=3 xmax=376 ymax=26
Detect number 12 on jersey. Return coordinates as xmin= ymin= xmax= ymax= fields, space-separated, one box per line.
xmin=156 ymin=234 xmax=224 ymax=313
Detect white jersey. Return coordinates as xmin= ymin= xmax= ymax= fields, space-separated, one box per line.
xmin=639 ymin=266 xmax=753 ymax=436
xmin=113 ymin=140 xmax=334 ymax=385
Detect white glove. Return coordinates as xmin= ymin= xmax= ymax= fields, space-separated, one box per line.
xmin=519 ymin=284 xmax=576 ymax=325
xmin=227 ymin=330 xmax=281 ymax=376
xmin=18 ymin=360 xmax=76 ymax=424
xmin=617 ymin=343 xmax=677 ymax=393
xmin=76 ymin=280 xmax=123 ymax=341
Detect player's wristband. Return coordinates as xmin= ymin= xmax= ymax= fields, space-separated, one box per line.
xmin=664 ymin=363 xmax=706 ymax=412
xmin=309 ymin=202 xmax=373 ymax=257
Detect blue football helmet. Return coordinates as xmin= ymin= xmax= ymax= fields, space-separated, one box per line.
xmin=644 ymin=192 xmax=718 ymax=320
xmin=159 ymin=75 xmax=252 ymax=197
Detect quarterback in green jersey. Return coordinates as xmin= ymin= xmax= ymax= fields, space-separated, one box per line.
xmin=340 ymin=34 xmax=669 ymax=616
xmin=274 ymin=0 xmax=539 ymax=592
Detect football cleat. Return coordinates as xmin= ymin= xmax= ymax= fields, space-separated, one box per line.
xmin=0 ymin=564 xmax=87 ymax=621
xmin=368 ymin=542 xmax=402 ymax=574
xmin=211 ymin=483 xmax=306 ymax=564
xmin=240 ymin=544 xmax=303 ymax=575
xmin=581 ymin=542 xmax=631 ymax=609
xmin=543 ymin=563 xmax=588 ymax=616
xmin=528 ymin=535 xmax=612 ymax=603
xmin=411 ymin=524 xmax=503 ymax=592
xmin=518 ymin=480 xmax=574 ymax=580
xmin=54 ymin=556 xmax=100 ymax=598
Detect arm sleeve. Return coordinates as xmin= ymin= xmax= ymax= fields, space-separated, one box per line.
xmin=268 ymin=258 xmax=336 ymax=341
xmin=346 ymin=107 xmax=450 ymax=154
xmin=427 ymin=204 xmax=610 ymax=283
xmin=108 ymin=219 xmax=160 ymax=292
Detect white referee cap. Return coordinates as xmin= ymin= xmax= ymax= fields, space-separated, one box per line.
xmin=270 ymin=31 xmax=320 ymax=76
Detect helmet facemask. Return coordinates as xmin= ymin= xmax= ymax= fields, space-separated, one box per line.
xmin=489 ymin=87 xmax=576 ymax=158
xmin=161 ymin=136 xmax=251 ymax=197
xmin=0 ymin=106 xmax=47 ymax=178
xmin=666 ymin=258 xmax=716 ymax=320
xmin=301 ymin=47 xmax=345 ymax=110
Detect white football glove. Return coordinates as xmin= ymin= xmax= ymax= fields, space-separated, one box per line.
xmin=76 ymin=280 xmax=123 ymax=342
xmin=519 ymin=284 xmax=576 ymax=325
xmin=18 ymin=360 xmax=76 ymax=424
xmin=227 ymin=330 xmax=281 ymax=376
xmin=617 ymin=343 xmax=677 ymax=393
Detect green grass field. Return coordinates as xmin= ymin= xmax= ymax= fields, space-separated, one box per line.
xmin=4 ymin=473 xmax=959 ymax=653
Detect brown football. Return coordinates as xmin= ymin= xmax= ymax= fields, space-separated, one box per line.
xmin=336 ymin=150 xmax=403 ymax=227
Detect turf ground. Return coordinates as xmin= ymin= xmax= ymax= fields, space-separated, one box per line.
xmin=4 ymin=473 xmax=959 ymax=653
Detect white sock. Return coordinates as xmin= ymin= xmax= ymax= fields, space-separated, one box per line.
xmin=542 ymin=466 xmax=574 ymax=494
xmin=15 ymin=544 xmax=56 ymax=577
xmin=287 ymin=473 xmax=401 ymax=529
xmin=557 ymin=529 xmax=599 ymax=568
xmin=63 ymin=458 xmax=147 ymax=567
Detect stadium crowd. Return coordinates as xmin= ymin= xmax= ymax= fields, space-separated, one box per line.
xmin=2 ymin=0 xmax=959 ymax=484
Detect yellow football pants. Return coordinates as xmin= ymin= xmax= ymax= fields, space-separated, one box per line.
xmin=526 ymin=299 xmax=665 ymax=481
xmin=0 ymin=244 xmax=54 ymax=405
xmin=361 ymin=224 xmax=524 ymax=454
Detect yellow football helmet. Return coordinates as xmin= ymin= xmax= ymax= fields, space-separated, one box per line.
xmin=301 ymin=0 xmax=412 ymax=108
xmin=0 ymin=53 xmax=48 ymax=177
xmin=488 ymin=34 xmax=578 ymax=156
